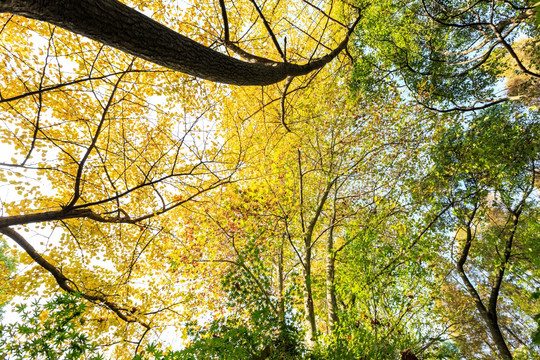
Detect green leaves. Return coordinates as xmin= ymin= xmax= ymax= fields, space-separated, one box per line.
xmin=532 ymin=291 xmax=540 ymax=346
xmin=431 ymin=103 xmax=539 ymax=195
xmin=0 ymin=293 xmax=101 ymax=360
xmin=423 ymin=101 xmax=540 ymax=357
xmin=172 ymin=257 xmax=304 ymax=360
xmin=351 ymin=0 xmax=539 ymax=110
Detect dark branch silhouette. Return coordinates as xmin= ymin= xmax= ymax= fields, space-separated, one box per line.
xmin=1 ymin=0 xmax=360 ymax=85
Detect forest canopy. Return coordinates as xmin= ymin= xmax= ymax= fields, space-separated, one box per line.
xmin=0 ymin=0 xmax=539 ymax=359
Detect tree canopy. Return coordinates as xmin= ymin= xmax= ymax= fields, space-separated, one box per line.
xmin=0 ymin=0 xmax=539 ymax=359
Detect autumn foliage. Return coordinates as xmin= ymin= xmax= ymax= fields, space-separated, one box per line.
xmin=0 ymin=0 xmax=539 ymax=359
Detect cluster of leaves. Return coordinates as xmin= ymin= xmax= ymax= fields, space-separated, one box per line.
xmin=423 ymin=104 xmax=540 ymax=358
xmin=431 ymin=104 xmax=539 ymax=186
xmin=352 ymin=0 xmax=540 ymax=109
xmin=170 ymin=243 xmax=305 ymax=360
xmin=0 ymin=293 xmax=101 ymax=360
xmin=534 ymin=291 xmax=540 ymax=345
xmin=0 ymin=238 xmax=16 ymax=317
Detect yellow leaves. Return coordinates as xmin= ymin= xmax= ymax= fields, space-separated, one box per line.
xmin=0 ymin=0 xmax=370 ymax=355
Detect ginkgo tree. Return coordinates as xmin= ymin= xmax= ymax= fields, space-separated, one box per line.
xmin=0 ymin=8 xmax=243 ymax=355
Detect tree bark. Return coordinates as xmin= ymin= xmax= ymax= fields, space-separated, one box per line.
xmin=301 ymin=179 xmax=337 ymax=346
xmin=0 ymin=0 xmax=355 ymax=86
xmin=302 ymin=242 xmax=317 ymax=348
xmin=325 ymin=199 xmax=339 ymax=334
xmin=277 ymin=236 xmax=286 ymax=331
xmin=456 ymin=220 xmax=513 ymax=360
xmin=484 ymin=313 xmax=514 ymax=360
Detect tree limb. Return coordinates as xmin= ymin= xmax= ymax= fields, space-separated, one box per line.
xmin=0 ymin=0 xmax=361 ymax=85
xmin=0 ymin=226 xmax=150 ymax=329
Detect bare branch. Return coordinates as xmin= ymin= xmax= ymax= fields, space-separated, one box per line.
xmin=65 ymin=61 xmax=133 ymax=209
xmin=0 ymin=70 xmax=161 ymax=104
xmin=248 ymin=0 xmax=286 ymax=61
xmin=280 ymin=76 xmax=293 ymax=132
xmin=21 ymin=26 xmax=55 ymax=166
xmin=300 ymin=0 xmax=348 ymax=28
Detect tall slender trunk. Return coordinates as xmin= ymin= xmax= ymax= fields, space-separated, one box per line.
xmin=297 ymin=150 xmax=337 ymax=348
xmin=485 ymin=313 xmax=513 ymax=360
xmin=277 ymin=236 xmax=286 ymax=330
xmin=482 ymin=210 xmax=522 ymax=360
xmin=325 ymin=200 xmax=338 ymax=334
xmin=297 ymin=149 xmax=317 ymax=348
xmin=303 ymin=241 xmax=317 ymax=348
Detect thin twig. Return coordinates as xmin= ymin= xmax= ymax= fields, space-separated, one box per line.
xmin=248 ymin=0 xmax=286 ymax=60
xmin=280 ymin=76 xmax=293 ymax=132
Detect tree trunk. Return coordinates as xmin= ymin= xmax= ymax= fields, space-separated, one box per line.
xmin=277 ymin=236 xmax=286 ymax=331
xmin=457 ymin=220 xmax=513 ymax=360
xmin=325 ymin=204 xmax=339 ymax=334
xmin=485 ymin=313 xmax=513 ymax=360
xmin=303 ymin=241 xmax=317 ymax=348
xmin=0 ymin=0 xmax=352 ymax=86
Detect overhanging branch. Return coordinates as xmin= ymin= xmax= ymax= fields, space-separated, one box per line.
xmin=1 ymin=0 xmax=362 ymax=85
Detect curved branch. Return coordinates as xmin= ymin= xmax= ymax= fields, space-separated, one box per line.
xmin=218 ymin=0 xmax=230 ymax=42
xmin=456 ymin=220 xmax=487 ymax=313
xmin=490 ymin=23 xmax=540 ymax=78
xmin=0 ymin=226 xmax=150 ymax=329
xmin=1 ymin=0 xmax=361 ymax=85
xmin=416 ymin=96 xmax=512 ymax=113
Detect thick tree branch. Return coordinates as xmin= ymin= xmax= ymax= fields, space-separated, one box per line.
xmin=0 ymin=169 xmax=231 ymax=228
xmin=218 ymin=0 xmax=230 ymax=42
xmin=0 ymin=208 xmax=95 ymax=228
xmin=0 ymin=0 xmax=360 ymax=85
